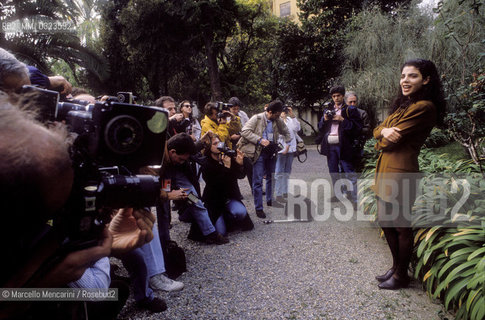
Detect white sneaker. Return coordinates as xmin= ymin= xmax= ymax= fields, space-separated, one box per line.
xmin=149 ymin=273 xmax=184 ymax=292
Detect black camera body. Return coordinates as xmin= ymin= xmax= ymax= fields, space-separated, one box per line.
xmin=116 ymin=91 xmax=136 ymax=104
xmin=216 ymin=141 xmax=237 ymax=158
xmin=325 ymin=108 xmax=336 ymax=119
xmin=216 ymin=101 xmax=233 ymax=118
xmin=20 ymin=86 xmax=168 ymax=252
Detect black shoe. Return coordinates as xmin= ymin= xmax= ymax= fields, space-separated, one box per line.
xmin=205 ymin=231 xmax=229 ymax=245
xmin=240 ymin=214 xmax=254 ymax=231
xmin=137 ymin=297 xmax=167 ymax=313
xmin=187 ymin=223 xmax=204 ymax=242
xmin=376 ymin=268 xmax=395 ymax=282
xmin=378 ymin=276 xmax=410 ymax=290
xmin=256 ymin=209 xmax=266 ymax=219
xmin=267 ymin=200 xmax=272 ymax=206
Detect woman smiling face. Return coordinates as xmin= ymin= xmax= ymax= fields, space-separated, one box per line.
xmin=400 ymin=65 xmax=430 ymax=97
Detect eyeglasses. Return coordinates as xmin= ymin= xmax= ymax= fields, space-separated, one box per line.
xmin=183 ymin=104 xmax=191 ymax=107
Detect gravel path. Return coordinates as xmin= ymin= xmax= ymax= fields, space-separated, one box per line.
xmin=116 ymin=148 xmax=452 ymax=320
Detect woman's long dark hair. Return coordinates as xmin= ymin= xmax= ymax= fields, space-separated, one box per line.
xmin=391 ymin=59 xmax=446 ymax=126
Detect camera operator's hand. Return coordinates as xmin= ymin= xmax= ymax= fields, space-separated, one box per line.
xmin=230 ymin=134 xmax=240 ymax=141
xmin=48 ymin=75 xmax=72 ymax=95
xmin=287 ymin=107 xmax=296 ymax=118
xmin=334 ymin=114 xmax=344 ymax=122
xmin=108 ymin=207 xmax=156 ymax=257
xmin=259 ymin=138 xmax=270 ymax=147
xmin=282 ymin=145 xmax=290 ymax=155
xmin=220 ymin=154 xmax=232 ymax=168
xmin=223 ymin=110 xmax=236 ymax=120
xmin=168 ymin=188 xmax=189 ymax=201
xmin=170 ymin=113 xmax=184 ymax=122
xmin=200 ymin=130 xmax=214 ymax=146
xmin=235 ymin=149 xmax=245 ymax=166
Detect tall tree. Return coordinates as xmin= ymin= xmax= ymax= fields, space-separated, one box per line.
xmin=0 ymin=0 xmax=108 ymax=85
xmin=272 ymin=0 xmax=412 ymax=108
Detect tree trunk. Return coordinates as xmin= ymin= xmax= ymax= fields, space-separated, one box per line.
xmin=203 ymin=32 xmax=222 ymax=101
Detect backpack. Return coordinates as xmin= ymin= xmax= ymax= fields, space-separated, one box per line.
xmin=163 ymin=240 xmax=187 ymax=280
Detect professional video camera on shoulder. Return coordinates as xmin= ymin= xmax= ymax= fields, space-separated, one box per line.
xmin=20 ymin=85 xmax=168 ymax=251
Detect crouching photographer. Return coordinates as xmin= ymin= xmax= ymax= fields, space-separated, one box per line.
xmin=200 ymin=132 xmax=254 ymax=236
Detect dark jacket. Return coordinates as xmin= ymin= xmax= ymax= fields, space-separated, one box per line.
xmin=201 ymin=156 xmax=245 ymax=221
xmin=317 ymin=104 xmax=363 ymax=161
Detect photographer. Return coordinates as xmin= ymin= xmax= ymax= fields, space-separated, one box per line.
xmin=160 ymin=133 xmax=229 ymax=245
xmin=178 ymin=100 xmax=201 ymax=141
xmin=237 ymin=100 xmax=291 ymax=219
xmin=155 ymin=95 xmax=182 ymax=137
xmin=200 ymin=132 xmax=254 ymax=236
xmin=200 ymin=101 xmax=241 ymax=149
xmin=317 ymin=86 xmax=362 ymax=205
xmin=0 ymin=97 xmax=156 ymax=319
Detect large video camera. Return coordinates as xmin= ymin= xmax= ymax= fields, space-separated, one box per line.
xmin=21 ymin=85 xmax=168 ymax=251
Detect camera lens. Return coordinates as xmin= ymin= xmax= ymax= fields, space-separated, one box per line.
xmin=104 ymin=115 xmax=144 ymax=155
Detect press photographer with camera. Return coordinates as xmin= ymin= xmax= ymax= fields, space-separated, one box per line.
xmin=317 ymin=86 xmax=362 ymax=205
xmin=200 ymin=101 xmax=241 ymax=149
xmin=200 ymin=132 xmax=254 ymax=236
xmin=0 ymin=99 xmax=157 ymax=319
xmin=237 ymin=100 xmax=291 ymax=219
xmin=177 ymin=100 xmax=201 ymax=141
xmin=155 ymin=95 xmax=183 ymax=137
xmin=160 ymin=133 xmax=229 ymax=245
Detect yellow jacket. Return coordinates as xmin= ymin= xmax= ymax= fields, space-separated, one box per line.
xmin=200 ymin=115 xmax=241 ymax=148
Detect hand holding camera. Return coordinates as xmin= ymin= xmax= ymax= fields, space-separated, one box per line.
xmin=324 ymin=108 xmax=336 ymax=121
xmin=170 ymin=113 xmax=184 ymax=122
xmin=235 ymin=149 xmax=245 ymax=166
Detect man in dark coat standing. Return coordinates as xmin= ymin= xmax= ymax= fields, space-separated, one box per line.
xmin=318 ymin=86 xmax=362 ymax=204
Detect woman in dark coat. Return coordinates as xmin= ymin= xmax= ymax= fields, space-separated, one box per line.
xmin=372 ymin=59 xmax=446 ymax=290
xmin=201 ymin=132 xmax=254 ymax=235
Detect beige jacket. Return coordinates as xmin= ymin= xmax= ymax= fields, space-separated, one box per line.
xmin=237 ymin=112 xmax=291 ymax=162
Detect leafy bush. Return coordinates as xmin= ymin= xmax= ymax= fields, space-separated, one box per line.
xmin=423 ymin=128 xmax=452 ymax=148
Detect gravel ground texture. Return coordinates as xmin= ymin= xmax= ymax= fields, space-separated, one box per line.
xmin=114 ymin=147 xmax=453 ymax=320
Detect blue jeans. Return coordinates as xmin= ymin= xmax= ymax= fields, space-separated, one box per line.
xmin=173 ymin=170 xmax=216 ymax=236
xmin=326 ymin=144 xmax=357 ymax=202
xmin=141 ymin=225 xmax=166 ymax=278
xmin=121 ymin=248 xmax=153 ymax=302
xmin=156 ymin=199 xmax=171 ymax=252
xmin=275 ymin=152 xmax=294 ymax=197
xmin=215 ymin=199 xmax=248 ymax=235
xmin=252 ymin=153 xmax=276 ymax=210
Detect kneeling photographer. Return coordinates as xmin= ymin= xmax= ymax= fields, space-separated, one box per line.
xmin=200 ymin=132 xmax=254 ymax=236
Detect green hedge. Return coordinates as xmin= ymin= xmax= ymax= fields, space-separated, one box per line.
xmin=358 ymin=141 xmax=485 ymax=320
